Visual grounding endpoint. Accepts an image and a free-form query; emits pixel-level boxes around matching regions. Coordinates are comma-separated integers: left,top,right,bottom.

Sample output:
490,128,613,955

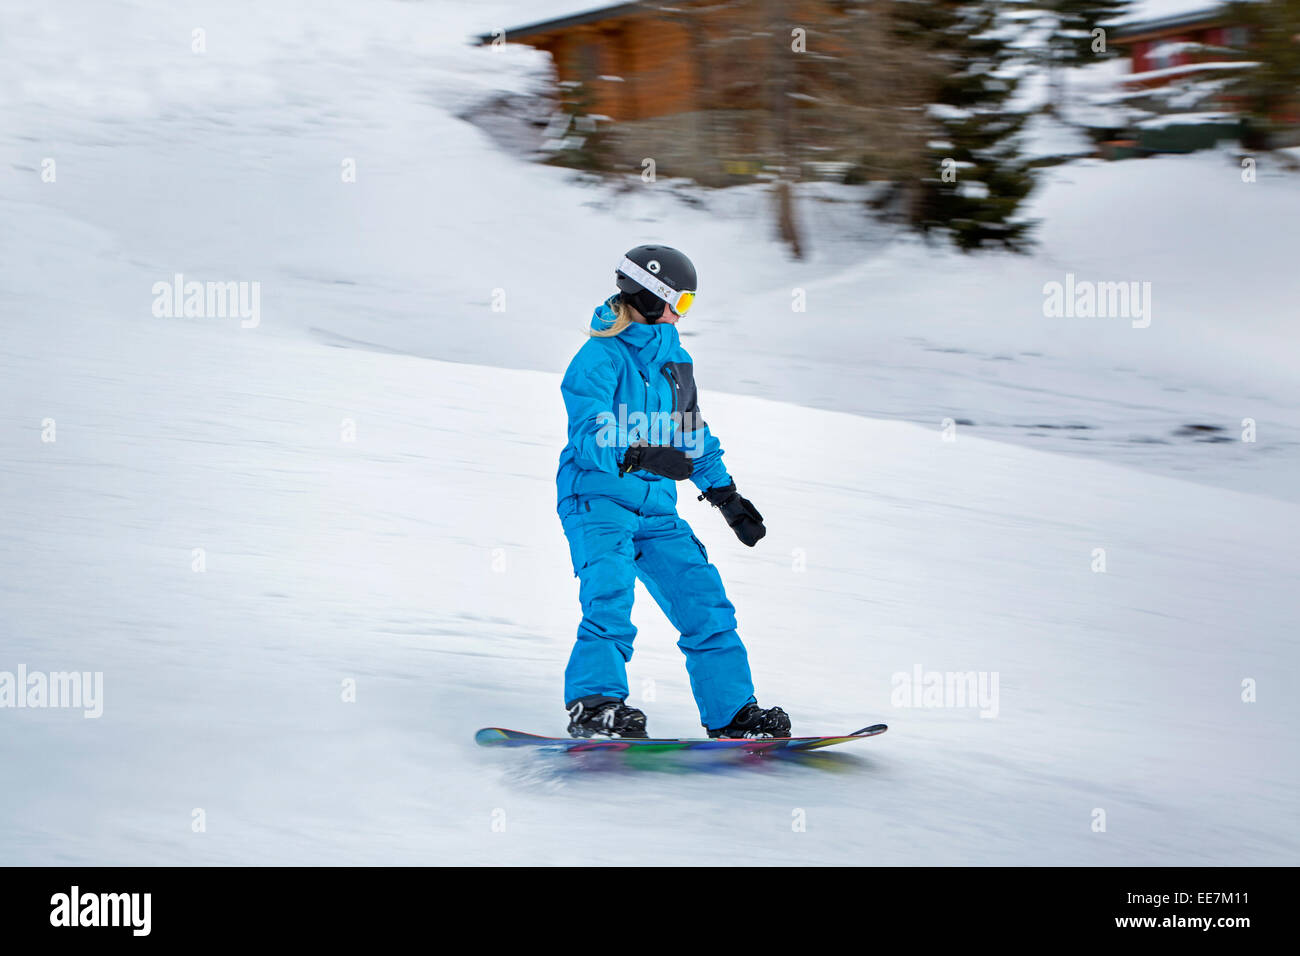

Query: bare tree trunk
766,0,805,258
775,179,804,258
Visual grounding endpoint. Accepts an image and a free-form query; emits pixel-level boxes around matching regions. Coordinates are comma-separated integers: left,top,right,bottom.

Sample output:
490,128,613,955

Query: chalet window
1148,39,1179,70
578,40,599,82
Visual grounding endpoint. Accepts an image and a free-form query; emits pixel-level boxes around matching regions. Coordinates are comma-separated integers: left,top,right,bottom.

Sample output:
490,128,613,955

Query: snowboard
474,723,887,754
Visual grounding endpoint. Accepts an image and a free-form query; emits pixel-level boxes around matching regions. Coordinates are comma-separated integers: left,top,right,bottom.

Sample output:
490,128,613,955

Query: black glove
700,482,766,547
620,442,694,481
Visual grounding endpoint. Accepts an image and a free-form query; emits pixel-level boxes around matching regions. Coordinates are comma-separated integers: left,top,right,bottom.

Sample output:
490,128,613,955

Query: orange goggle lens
671,290,696,316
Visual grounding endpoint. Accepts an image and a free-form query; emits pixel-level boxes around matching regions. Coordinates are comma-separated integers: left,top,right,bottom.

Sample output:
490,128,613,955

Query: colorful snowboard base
474,724,887,755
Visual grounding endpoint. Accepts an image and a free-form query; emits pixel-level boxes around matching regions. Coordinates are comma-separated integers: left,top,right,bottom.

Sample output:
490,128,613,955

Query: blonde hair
589,295,634,337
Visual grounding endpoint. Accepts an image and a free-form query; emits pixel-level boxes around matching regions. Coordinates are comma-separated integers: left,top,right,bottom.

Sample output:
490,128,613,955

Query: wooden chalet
475,1,866,182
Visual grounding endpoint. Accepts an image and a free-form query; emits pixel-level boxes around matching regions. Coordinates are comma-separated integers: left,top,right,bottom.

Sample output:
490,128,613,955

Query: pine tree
1222,0,1300,147
1007,0,1130,113
1056,0,1131,63
890,0,1038,251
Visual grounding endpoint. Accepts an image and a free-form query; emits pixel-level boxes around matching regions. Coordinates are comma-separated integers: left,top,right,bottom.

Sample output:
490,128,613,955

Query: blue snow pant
560,495,755,731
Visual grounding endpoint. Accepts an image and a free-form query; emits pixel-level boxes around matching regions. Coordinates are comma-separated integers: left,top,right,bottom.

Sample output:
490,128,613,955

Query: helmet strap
623,288,665,324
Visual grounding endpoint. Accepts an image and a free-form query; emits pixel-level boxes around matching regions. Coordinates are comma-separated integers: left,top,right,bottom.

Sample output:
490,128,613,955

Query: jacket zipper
637,369,652,424
623,367,653,495
633,369,652,450
662,365,679,417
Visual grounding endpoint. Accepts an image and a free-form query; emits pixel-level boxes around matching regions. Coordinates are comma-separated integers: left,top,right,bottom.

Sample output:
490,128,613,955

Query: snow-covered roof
476,2,643,44
1122,0,1222,20
1123,59,1258,83
1109,0,1226,33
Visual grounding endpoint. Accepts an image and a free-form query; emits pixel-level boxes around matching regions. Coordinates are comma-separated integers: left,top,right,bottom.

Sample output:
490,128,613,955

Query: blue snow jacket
556,297,731,517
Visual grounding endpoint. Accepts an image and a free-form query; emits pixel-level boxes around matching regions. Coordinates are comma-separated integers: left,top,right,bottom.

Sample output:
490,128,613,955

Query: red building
1111,2,1252,89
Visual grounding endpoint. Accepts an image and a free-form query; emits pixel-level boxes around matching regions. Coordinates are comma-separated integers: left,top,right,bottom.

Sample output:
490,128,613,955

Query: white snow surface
1,0,1297,865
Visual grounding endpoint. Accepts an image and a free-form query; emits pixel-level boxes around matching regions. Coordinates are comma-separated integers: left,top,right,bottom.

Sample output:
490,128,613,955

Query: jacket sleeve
678,350,732,493
688,421,731,494
561,344,625,474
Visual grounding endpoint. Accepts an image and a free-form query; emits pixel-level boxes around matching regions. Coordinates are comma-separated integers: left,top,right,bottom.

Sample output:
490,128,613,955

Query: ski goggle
617,256,696,317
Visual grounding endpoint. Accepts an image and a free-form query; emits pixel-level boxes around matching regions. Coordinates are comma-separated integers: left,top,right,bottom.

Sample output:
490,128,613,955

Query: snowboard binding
566,698,649,738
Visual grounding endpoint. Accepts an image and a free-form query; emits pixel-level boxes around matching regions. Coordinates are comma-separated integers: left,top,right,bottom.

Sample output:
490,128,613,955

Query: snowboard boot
566,698,649,739
707,702,791,739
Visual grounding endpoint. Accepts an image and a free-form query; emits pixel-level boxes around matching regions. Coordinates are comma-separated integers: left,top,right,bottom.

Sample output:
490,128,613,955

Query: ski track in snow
1,0,1297,865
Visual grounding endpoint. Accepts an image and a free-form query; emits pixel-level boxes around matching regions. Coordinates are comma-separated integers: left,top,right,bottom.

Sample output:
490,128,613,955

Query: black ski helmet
615,244,697,322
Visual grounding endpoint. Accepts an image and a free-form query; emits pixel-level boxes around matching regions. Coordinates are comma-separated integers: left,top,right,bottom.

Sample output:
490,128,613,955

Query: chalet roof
474,2,649,45
1109,1,1229,39
478,1,1240,46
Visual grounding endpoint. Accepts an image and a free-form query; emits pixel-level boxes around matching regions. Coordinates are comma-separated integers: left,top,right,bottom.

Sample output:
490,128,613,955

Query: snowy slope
1,0,1297,865
1,301,1297,865
3,0,1298,504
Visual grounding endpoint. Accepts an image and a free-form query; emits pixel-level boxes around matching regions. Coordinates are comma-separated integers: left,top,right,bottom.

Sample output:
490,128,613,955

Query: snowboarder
555,244,791,740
